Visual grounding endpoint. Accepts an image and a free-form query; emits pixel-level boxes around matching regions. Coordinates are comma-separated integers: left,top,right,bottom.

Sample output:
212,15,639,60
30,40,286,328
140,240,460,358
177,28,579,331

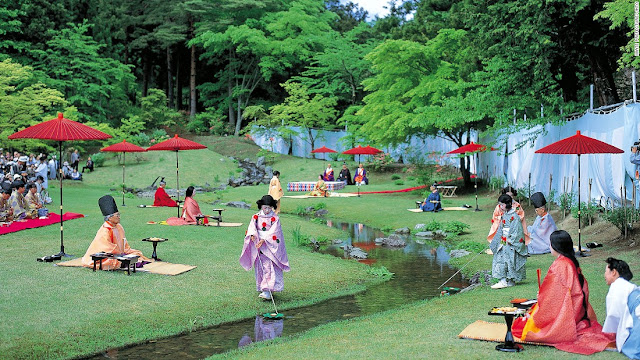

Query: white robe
526,212,557,255
603,277,639,351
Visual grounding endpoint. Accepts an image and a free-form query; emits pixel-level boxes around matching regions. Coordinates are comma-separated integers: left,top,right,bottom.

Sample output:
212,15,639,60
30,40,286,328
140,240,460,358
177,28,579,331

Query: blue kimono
527,212,557,254
420,191,442,212
622,288,640,359
490,209,527,282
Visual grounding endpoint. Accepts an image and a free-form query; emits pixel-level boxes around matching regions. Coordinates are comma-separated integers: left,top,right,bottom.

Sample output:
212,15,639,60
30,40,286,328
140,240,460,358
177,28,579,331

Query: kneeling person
81,195,149,270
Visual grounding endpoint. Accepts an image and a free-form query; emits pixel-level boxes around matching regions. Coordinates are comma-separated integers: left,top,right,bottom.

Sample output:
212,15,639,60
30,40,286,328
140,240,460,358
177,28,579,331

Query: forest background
1,0,639,185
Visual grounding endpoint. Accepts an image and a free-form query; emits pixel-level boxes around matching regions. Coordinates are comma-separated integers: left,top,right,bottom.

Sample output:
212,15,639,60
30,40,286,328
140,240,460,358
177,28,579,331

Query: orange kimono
512,256,614,355
487,201,530,244
166,197,202,225
81,221,148,270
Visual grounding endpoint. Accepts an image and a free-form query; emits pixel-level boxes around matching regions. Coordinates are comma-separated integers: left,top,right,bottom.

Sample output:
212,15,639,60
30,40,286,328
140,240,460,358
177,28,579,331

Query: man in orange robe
512,230,614,355
153,178,177,207
81,195,148,270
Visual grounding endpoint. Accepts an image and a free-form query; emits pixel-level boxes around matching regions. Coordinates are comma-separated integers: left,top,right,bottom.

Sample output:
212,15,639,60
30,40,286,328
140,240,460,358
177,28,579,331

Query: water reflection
85,221,464,359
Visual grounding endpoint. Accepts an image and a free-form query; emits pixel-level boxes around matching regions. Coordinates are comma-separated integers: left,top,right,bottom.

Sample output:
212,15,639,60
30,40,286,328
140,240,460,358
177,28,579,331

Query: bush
291,225,311,246
443,221,470,235
91,152,106,167
150,129,169,144
571,201,599,226
366,266,394,279
489,176,504,190
603,207,634,235
130,132,151,147
425,220,442,231
559,191,576,214
256,148,279,164
380,225,394,233
313,202,326,210
294,205,310,216
455,240,486,253
391,174,401,180
394,180,404,185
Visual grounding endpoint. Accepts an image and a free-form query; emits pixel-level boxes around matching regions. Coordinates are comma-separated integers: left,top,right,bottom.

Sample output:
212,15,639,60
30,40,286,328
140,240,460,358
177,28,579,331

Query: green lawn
2,137,635,359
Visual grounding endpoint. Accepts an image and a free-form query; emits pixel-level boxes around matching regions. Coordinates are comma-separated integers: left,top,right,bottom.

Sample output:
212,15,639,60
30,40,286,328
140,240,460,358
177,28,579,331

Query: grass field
2,136,637,359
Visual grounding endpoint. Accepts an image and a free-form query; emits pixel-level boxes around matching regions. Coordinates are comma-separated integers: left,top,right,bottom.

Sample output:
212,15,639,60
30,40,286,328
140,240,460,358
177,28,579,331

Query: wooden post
588,179,592,226
549,174,553,210
563,177,567,219
622,186,627,239
528,173,532,206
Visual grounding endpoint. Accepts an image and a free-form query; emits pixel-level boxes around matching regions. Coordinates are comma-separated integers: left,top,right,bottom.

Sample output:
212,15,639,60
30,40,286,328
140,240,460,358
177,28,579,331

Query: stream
84,221,465,359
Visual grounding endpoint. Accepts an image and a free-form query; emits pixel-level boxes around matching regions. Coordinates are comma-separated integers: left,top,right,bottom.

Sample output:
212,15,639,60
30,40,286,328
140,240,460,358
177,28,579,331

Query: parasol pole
176,150,180,217
56,141,71,257
577,154,588,257
474,152,481,211
122,152,126,206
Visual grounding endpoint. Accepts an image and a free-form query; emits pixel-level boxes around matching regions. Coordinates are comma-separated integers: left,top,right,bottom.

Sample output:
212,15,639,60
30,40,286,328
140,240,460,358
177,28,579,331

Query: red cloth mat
0,212,84,236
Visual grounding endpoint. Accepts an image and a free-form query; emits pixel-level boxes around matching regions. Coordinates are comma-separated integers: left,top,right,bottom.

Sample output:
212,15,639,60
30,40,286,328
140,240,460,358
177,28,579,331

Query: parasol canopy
8,112,112,258
343,145,381,162
535,130,623,256
361,145,382,155
147,134,207,215
101,140,147,206
311,146,337,154
446,141,495,155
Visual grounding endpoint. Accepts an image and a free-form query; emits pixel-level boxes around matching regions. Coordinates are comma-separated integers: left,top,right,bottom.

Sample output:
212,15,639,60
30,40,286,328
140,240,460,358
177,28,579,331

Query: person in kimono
353,163,368,185
337,164,353,185
309,175,328,197
166,186,204,225
527,192,557,254
153,178,177,207
420,184,442,212
268,171,283,214
512,230,614,355
603,257,638,353
490,194,528,289
488,186,529,244
621,288,640,359
322,163,334,181
240,195,290,300
81,195,149,270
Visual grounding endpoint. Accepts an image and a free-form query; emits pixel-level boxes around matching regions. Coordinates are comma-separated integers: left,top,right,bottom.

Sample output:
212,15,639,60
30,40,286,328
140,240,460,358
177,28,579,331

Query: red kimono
154,187,177,207
166,197,202,225
512,256,614,355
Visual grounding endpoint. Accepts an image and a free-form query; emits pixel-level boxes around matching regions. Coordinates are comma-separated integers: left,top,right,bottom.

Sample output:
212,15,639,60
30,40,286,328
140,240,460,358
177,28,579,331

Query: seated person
24,183,43,216
62,161,72,179
153,178,178,207
70,168,82,180
309,175,328,197
0,188,13,222
167,186,205,225
603,258,638,353
9,180,33,220
82,157,94,173
337,164,353,185
622,288,640,359
353,163,368,185
420,184,442,212
81,195,149,270
512,230,614,355
322,163,334,181
490,194,527,289
527,192,557,254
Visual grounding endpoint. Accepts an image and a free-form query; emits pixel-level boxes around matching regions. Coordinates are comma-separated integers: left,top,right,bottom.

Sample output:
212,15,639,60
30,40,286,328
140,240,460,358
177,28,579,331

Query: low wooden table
90,253,109,271
487,307,527,352
209,209,224,226
142,237,168,261
439,186,458,197
115,255,139,275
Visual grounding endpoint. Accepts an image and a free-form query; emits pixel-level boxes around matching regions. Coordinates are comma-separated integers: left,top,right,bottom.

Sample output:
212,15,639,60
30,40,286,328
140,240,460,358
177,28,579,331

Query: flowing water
85,221,465,359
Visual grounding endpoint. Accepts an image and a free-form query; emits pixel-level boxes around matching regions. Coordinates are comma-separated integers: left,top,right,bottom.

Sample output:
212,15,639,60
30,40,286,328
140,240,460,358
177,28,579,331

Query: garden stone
449,249,470,259
415,239,425,245
332,239,343,244
381,234,406,247
374,237,385,244
414,224,426,230
315,209,329,217
349,247,368,259
224,201,251,209
394,227,410,234
415,231,434,238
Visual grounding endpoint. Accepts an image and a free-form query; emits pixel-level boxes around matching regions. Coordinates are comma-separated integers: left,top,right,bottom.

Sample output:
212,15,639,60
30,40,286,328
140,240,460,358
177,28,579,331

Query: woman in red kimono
166,186,204,225
153,178,177,207
512,230,614,355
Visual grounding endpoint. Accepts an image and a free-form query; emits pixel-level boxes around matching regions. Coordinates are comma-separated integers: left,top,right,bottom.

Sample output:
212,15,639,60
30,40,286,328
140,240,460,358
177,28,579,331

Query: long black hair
550,230,590,324
606,257,634,281
185,186,195,198
498,194,513,210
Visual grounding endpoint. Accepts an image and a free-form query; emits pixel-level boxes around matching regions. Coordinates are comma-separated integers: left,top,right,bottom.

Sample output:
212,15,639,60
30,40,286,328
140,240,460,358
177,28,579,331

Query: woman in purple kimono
240,195,290,300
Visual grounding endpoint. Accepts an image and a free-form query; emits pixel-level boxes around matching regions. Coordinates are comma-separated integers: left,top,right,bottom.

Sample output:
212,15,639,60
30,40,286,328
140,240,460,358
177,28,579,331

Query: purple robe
240,211,290,292
323,168,334,181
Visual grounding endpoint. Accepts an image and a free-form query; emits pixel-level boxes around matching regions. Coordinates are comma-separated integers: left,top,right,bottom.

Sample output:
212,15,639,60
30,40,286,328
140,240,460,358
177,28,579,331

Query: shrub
150,129,169,143
310,217,325,225
571,201,599,226
489,176,504,191
559,191,576,216
394,180,404,185
294,205,310,216
425,220,442,232
313,202,326,210
455,240,486,253
603,207,634,235
256,148,279,164
130,132,151,147
291,225,311,246
91,152,106,167
443,221,470,235
366,266,394,279
391,174,401,180
380,225,394,233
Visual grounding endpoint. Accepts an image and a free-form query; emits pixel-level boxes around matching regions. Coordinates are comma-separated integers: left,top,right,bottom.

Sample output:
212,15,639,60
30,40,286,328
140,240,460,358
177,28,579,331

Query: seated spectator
603,257,638,353
353,163,368,185
622,288,640,359
24,183,43,216
337,164,353,185
0,188,13,222
62,161,72,179
420,184,442,212
309,175,329,197
9,180,32,220
322,163,334,181
70,168,82,181
153,178,177,207
82,156,94,173
527,192,557,255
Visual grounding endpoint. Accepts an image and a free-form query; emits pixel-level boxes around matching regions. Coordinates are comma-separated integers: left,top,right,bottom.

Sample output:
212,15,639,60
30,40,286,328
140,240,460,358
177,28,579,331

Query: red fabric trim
0,212,84,236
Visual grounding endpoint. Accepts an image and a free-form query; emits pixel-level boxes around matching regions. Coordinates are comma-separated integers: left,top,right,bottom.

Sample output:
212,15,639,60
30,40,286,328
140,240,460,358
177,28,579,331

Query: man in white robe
527,192,557,254
603,257,638,352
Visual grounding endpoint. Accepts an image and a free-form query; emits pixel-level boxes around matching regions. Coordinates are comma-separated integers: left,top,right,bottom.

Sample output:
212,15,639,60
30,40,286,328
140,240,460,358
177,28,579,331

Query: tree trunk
167,47,174,109
176,57,181,110
189,43,196,121
234,96,242,136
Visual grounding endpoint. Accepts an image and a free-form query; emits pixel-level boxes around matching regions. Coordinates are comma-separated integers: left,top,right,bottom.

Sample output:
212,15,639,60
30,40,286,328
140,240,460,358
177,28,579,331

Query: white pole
633,70,637,102
540,103,544,118
513,108,516,125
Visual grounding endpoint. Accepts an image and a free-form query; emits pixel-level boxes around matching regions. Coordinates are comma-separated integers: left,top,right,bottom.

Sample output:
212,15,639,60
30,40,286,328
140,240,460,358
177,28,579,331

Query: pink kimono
166,197,202,225
239,211,290,292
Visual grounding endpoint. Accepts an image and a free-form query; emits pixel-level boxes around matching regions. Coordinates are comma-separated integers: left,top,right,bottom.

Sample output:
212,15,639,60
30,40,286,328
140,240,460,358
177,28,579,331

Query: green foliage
394,180,404,185
603,207,636,235
294,205,310,216
455,240,486,254
380,225,394,233
140,89,180,129
391,174,401,180
571,201,600,227
313,202,327,210
256,148,279,164
291,225,311,246
130,133,151,147
443,221,470,235
310,217,326,225
90,153,106,167
425,220,442,232
489,176,504,190
559,191,576,213
366,265,394,279
119,116,145,137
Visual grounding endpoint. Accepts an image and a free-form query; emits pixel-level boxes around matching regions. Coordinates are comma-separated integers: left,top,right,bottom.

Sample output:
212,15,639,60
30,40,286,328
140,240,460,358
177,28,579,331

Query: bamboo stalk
528,172,531,206
622,186,627,239
549,174,553,211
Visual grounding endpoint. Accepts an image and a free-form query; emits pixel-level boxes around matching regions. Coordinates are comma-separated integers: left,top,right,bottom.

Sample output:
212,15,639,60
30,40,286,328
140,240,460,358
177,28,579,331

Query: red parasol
101,140,146,206
536,130,623,256
361,145,382,155
8,112,112,257
446,141,497,211
311,146,337,160
343,145,381,162
147,134,207,216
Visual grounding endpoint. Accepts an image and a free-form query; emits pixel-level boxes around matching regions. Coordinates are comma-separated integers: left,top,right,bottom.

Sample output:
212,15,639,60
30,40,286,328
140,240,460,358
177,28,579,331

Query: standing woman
240,195,290,300
268,170,283,214
512,230,614,355
487,186,529,243
490,194,527,289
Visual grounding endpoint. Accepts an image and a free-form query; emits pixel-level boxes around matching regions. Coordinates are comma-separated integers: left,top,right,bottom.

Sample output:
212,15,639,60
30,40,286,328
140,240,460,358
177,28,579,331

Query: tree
269,81,337,154
0,58,66,152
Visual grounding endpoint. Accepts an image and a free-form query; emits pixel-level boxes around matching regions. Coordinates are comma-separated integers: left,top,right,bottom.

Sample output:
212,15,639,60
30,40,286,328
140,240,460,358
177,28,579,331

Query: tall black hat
256,194,277,209
531,192,547,208
98,195,118,216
